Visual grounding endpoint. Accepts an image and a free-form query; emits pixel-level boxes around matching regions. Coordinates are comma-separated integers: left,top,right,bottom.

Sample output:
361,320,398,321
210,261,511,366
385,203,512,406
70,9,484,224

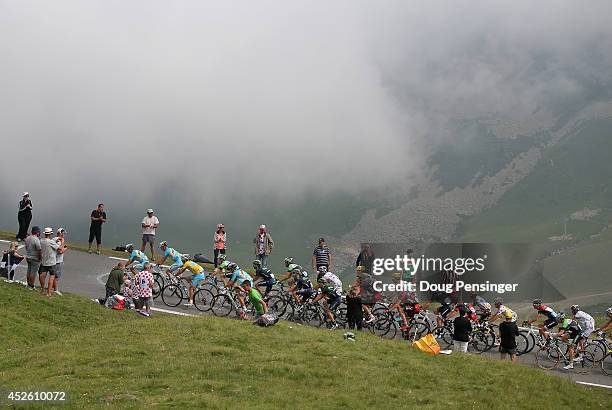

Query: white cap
57,227,67,234
23,192,29,196
147,208,154,213
260,224,266,229
44,227,53,235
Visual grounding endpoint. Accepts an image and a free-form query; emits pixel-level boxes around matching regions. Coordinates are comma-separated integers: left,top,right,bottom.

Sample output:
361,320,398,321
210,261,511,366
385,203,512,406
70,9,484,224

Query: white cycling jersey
321,272,342,295
574,311,595,331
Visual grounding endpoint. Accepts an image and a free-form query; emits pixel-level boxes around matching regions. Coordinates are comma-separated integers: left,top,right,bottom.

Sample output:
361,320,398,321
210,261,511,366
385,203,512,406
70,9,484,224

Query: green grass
0,284,610,409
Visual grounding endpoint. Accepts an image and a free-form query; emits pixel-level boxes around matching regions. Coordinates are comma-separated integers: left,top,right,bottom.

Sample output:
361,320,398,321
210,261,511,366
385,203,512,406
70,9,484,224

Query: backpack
254,313,279,327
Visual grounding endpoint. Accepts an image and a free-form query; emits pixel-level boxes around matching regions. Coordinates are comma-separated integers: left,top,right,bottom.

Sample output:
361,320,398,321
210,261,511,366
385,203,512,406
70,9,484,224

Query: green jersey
248,288,265,314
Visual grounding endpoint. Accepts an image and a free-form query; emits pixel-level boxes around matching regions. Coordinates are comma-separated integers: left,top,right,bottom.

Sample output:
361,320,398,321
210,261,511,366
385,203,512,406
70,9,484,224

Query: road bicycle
210,286,254,318
535,336,594,370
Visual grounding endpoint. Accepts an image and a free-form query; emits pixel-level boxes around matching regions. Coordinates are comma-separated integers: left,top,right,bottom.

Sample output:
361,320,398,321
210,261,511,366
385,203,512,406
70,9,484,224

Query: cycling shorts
327,294,341,311
580,327,594,339
168,262,182,273
132,263,145,272
191,274,206,287
437,305,452,318
296,288,315,299
544,317,558,329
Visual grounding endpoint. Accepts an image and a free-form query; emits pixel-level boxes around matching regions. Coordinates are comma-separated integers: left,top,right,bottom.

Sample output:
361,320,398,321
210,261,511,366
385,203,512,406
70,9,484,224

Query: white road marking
576,381,612,389
150,307,197,317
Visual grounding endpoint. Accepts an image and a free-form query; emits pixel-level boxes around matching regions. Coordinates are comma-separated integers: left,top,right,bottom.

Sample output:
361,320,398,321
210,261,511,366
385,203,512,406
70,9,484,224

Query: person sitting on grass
243,280,267,319
175,256,207,307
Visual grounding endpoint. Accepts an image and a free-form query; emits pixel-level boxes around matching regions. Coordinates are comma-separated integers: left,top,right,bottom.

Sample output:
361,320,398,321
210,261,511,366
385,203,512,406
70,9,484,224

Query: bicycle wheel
161,284,183,307
407,320,430,342
602,350,612,376
535,345,560,370
521,330,537,354
516,333,530,356
193,288,215,313
211,294,233,317
469,331,490,354
432,326,453,349
303,304,324,327
373,317,397,339
583,340,606,364
335,306,348,328
268,296,288,318
152,276,163,299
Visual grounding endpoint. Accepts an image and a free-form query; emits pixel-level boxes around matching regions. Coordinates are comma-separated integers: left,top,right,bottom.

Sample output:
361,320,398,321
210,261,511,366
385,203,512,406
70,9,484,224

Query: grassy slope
0,284,610,409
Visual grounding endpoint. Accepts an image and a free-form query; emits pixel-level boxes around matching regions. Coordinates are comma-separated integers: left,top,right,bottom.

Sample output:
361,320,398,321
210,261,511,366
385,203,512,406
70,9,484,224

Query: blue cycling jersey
129,250,149,263
163,247,182,264
230,269,254,285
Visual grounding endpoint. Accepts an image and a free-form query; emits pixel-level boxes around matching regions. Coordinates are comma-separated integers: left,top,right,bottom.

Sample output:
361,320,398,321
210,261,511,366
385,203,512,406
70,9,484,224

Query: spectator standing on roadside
88,203,107,254
17,192,33,241
253,225,274,267
346,284,363,330
214,224,226,267
52,228,68,295
135,262,154,315
312,237,332,273
355,244,375,274
25,226,42,289
40,227,59,296
141,209,159,258
499,311,520,363
453,306,472,353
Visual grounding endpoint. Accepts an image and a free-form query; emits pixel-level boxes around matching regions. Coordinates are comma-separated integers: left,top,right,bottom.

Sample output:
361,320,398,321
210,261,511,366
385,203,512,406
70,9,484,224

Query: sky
1,1,611,261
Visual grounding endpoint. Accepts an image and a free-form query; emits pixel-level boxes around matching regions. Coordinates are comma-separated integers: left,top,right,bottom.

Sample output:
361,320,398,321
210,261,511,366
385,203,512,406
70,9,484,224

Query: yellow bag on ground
412,333,440,355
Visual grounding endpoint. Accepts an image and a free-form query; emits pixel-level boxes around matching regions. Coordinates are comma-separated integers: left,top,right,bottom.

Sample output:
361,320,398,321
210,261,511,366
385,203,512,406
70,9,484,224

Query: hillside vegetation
0,283,610,409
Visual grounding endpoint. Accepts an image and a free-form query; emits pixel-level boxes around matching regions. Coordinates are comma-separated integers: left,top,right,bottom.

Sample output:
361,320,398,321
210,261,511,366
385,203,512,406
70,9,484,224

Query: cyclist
252,259,276,297
124,243,149,275
435,295,455,329
222,262,254,317
157,241,184,277
389,272,410,329
527,299,559,339
470,293,492,322
553,313,582,370
571,305,595,360
243,280,267,318
490,297,516,323
174,256,207,307
595,307,612,333
279,257,302,283
287,266,315,306
313,270,343,329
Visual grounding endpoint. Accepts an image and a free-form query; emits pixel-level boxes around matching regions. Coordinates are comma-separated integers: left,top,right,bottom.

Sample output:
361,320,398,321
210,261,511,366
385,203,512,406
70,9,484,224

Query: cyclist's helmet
252,260,262,268
392,272,402,281
159,241,168,249
227,262,238,272
284,257,294,268
218,253,227,262
494,297,503,307
125,243,134,252
557,311,565,320
318,266,328,274
607,307,612,318
570,305,580,314
317,276,326,284
532,299,542,307
291,267,302,277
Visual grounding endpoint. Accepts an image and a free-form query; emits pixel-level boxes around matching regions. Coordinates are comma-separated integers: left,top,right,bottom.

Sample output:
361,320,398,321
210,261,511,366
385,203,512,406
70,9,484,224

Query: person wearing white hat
141,209,159,258
39,227,59,296
52,228,68,295
253,224,274,267
16,192,33,241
